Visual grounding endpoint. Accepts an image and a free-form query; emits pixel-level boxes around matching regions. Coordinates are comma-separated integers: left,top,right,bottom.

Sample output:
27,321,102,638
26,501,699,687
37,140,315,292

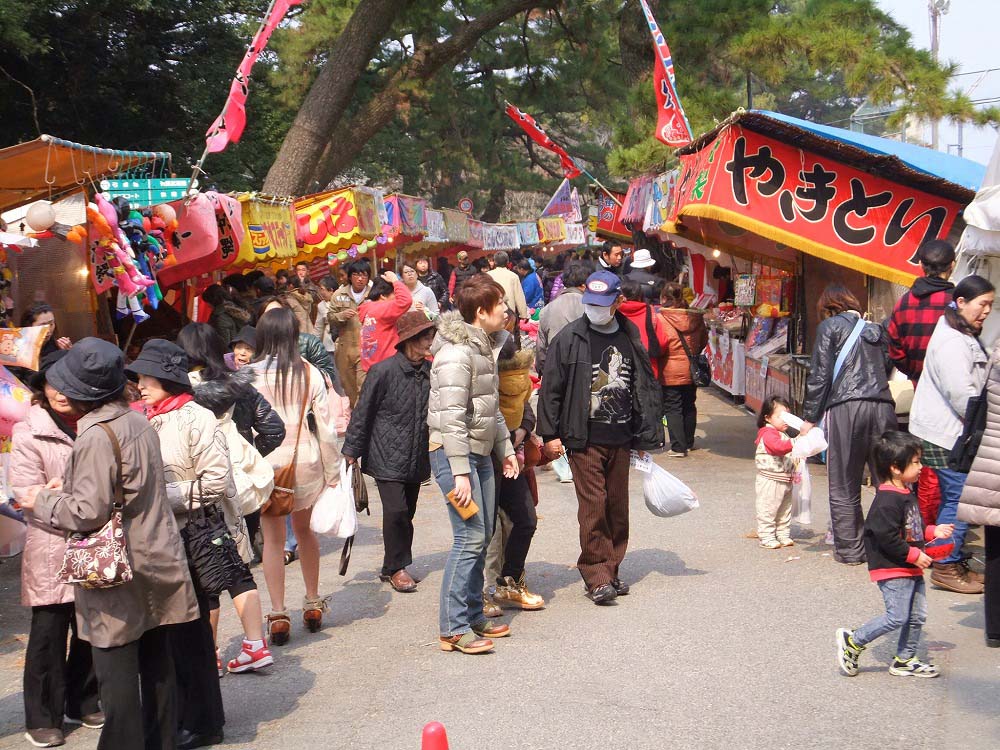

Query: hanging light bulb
712,249,721,258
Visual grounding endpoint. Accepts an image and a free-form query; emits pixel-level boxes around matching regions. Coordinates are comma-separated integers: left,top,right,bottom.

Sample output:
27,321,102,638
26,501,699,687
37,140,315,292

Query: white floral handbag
57,423,133,589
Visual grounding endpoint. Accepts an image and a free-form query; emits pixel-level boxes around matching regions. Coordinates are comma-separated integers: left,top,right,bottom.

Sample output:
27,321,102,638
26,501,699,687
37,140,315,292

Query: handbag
666,320,710,387
351,459,370,515
180,476,246,597
262,367,311,517
949,354,992,473
57,423,134,590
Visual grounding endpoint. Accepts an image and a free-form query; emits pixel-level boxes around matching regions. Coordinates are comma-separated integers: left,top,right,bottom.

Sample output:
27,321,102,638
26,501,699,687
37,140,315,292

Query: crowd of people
6,237,1000,748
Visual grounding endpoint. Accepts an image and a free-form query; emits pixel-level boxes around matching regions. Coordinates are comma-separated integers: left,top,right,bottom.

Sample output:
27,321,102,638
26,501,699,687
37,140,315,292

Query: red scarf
144,393,194,419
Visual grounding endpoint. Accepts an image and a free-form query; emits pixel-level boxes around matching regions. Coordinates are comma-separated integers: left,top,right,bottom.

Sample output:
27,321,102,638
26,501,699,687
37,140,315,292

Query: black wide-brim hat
45,338,127,402
231,325,256,350
28,349,70,391
124,339,191,388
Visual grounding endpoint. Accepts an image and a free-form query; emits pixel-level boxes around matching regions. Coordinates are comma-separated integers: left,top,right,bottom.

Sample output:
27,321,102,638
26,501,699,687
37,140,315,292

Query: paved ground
1,390,998,750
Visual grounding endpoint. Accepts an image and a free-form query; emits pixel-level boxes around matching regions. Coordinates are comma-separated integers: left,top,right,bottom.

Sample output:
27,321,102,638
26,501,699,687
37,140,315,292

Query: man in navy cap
537,271,664,604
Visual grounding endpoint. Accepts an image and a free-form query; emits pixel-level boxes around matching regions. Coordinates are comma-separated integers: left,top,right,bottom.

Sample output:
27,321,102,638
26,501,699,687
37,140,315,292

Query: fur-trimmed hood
218,301,251,325
432,310,509,354
191,367,256,414
498,348,534,372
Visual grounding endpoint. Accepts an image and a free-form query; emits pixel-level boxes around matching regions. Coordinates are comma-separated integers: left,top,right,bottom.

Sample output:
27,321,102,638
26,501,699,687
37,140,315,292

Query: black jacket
419,270,448,310
537,313,664,452
802,312,893,423
191,367,286,456
341,351,431,483
624,269,662,303
863,485,947,578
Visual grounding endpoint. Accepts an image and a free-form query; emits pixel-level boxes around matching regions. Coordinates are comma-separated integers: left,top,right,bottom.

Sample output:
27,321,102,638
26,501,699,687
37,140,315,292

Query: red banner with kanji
667,126,964,286
638,0,692,147
505,103,581,179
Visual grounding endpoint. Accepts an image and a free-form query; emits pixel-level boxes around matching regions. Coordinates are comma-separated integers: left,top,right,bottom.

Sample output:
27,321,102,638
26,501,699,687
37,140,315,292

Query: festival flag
638,0,692,147
505,103,582,179
541,178,582,222
205,0,303,154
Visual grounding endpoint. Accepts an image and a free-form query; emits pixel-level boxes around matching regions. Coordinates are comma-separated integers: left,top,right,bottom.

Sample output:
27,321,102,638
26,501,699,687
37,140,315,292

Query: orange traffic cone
421,721,449,750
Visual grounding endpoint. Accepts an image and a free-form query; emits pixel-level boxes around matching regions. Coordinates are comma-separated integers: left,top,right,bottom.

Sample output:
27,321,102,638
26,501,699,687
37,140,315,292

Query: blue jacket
521,272,544,309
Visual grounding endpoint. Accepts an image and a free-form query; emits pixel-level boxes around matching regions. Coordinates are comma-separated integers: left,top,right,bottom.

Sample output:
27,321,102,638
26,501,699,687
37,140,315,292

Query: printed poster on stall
295,188,368,256
237,195,297,264
668,126,966,286
483,223,520,252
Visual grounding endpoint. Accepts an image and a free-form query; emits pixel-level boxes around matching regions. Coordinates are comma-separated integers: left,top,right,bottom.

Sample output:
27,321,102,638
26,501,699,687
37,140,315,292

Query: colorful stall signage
353,188,382,237
442,209,470,243
295,188,367,257
426,209,447,242
467,220,484,249
668,126,966,286
382,194,400,237
595,190,631,241
644,170,677,233
622,176,654,228
236,195,297,264
538,217,567,243
483,223,520,252
517,221,540,246
563,222,586,246
541,179,582,223
398,195,428,235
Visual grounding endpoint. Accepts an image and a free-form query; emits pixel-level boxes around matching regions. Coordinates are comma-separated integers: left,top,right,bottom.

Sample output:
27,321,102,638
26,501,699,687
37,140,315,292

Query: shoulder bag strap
289,366,311,465
665,319,696,361
644,306,662,359
96,422,125,511
831,315,867,384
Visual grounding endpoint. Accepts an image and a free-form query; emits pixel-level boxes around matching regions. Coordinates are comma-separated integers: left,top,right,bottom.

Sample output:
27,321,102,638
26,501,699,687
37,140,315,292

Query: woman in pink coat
9,352,102,748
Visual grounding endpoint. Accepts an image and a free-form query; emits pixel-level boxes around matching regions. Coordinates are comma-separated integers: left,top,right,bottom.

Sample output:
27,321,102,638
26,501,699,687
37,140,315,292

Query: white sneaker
759,539,781,549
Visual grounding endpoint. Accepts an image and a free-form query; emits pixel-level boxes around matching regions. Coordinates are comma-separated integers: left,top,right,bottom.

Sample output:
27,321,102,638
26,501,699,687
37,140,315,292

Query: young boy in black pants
836,431,954,678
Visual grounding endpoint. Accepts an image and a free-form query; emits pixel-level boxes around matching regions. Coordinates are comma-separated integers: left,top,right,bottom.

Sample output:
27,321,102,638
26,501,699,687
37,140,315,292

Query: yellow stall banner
236,195,298,265
295,188,377,257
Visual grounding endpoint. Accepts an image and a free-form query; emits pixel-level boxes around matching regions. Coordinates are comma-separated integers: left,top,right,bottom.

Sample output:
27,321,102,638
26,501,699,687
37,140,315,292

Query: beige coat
428,311,514,476
33,402,198,648
250,360,342,509
10,405,75,607
149,400,252,562
327,282,372,356
487,267,528,320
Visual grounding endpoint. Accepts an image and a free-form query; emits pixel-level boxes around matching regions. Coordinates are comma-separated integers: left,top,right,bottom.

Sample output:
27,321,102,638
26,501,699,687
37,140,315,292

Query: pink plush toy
95,193,154,290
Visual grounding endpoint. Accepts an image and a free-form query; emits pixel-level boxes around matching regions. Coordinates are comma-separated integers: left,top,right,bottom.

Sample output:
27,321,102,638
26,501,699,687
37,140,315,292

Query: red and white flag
638,0,692,147
505,103,581,179
205,0,302,154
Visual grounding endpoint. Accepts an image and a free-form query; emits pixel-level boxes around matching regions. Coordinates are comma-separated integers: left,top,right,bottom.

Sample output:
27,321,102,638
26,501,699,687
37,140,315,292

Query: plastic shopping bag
791,428,828,460
791,461,811,525
551,452,572,483
310,462,358,539
642,463,699,518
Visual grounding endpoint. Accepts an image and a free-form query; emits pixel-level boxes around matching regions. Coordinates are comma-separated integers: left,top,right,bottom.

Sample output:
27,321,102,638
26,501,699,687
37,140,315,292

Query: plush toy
83,199,154,322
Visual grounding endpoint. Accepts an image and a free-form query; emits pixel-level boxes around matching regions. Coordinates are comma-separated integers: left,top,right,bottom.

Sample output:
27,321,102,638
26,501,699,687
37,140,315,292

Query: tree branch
0,64,42,136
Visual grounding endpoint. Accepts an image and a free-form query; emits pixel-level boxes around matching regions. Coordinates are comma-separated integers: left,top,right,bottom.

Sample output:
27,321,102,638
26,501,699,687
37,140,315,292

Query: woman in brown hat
342,310,436,593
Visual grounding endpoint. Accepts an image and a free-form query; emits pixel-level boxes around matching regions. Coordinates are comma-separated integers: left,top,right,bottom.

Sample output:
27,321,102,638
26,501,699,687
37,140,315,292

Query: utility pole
929,0,950,150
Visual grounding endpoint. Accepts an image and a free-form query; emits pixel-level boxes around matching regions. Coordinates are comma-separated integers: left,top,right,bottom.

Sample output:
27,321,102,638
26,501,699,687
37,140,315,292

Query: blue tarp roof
758,110,986,192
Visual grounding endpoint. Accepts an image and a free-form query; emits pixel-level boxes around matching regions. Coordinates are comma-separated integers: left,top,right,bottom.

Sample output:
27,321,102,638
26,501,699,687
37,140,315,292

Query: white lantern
25,201,56,232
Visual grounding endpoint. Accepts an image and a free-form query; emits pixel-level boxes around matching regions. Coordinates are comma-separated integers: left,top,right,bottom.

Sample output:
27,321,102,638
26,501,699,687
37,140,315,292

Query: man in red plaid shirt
887,240,956,383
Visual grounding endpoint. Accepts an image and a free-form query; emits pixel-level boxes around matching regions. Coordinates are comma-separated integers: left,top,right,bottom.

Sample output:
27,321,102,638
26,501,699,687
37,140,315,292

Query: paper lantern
25,202,56,232
357,243,368,254
152,203,177,225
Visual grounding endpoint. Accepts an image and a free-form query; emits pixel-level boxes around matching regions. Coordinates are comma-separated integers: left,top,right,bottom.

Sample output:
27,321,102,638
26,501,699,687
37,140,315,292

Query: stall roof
679,110,984,203
0,135,170,213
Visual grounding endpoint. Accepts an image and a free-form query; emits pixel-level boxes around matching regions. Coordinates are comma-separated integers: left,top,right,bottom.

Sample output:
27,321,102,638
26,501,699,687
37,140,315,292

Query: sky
876,0,999,167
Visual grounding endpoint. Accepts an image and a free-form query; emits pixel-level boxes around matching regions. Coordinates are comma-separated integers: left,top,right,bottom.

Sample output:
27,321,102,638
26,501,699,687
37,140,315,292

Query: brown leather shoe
959,560,985,584
266,611,291,646
380,569,417,593
472,620,510,638
24,728,64,747
439,632,494,654
931,562,984,594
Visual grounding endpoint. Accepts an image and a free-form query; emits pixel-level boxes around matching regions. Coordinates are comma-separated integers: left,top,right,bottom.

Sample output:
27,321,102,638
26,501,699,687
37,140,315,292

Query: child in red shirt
754,396,797,549
359,271,412,371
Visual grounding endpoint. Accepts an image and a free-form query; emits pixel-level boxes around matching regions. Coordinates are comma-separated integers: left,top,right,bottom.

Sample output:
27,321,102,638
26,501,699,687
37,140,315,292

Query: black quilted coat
342,351,431,483
191,367,286,456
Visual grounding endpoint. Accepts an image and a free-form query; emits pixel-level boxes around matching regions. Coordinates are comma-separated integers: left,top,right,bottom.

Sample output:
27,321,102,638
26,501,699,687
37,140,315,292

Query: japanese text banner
668,126,964,286
294,188,366,257
236,196,297,264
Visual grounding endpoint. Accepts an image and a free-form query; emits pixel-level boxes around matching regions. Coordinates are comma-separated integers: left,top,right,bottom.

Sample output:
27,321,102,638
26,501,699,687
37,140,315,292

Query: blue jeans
934,467,969,563
430,449,496,636
852,576,927,660
285,515,297,553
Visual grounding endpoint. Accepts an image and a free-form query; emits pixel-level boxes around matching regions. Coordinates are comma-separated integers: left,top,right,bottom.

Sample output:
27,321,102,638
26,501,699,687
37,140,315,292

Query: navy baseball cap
582,271,622,306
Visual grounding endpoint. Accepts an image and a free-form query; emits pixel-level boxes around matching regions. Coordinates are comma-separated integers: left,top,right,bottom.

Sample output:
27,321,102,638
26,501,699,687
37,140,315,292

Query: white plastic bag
791,428,828,459
310,462,357,538
642,463,699,518
791,461,811,525
551,453,573,483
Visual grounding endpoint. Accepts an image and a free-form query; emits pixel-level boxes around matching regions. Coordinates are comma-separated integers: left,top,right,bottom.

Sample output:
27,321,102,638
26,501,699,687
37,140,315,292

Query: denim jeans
852,576,927,660
430,449,497,636
933,467,969,564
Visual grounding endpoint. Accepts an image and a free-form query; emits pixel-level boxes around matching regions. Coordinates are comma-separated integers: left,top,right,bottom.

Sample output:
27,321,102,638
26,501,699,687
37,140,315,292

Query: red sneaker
227,640,274,674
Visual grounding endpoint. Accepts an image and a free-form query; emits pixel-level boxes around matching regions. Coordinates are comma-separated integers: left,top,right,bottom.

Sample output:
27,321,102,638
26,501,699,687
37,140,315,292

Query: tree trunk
263,0,408,196
308,0,555,188
479,182,506,223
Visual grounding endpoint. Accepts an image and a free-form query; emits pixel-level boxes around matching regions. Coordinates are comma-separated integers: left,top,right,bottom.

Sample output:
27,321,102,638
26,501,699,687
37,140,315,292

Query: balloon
337,251,348,261
25,202,56,232
347,247,358,258
152,203,177,225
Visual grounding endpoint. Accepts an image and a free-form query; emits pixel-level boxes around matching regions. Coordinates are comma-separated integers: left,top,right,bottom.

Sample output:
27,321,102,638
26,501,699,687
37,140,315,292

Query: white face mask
584,304,615,326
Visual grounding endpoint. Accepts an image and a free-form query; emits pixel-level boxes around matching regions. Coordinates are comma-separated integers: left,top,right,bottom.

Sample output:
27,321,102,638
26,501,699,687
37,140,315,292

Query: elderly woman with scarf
127,340,269,750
